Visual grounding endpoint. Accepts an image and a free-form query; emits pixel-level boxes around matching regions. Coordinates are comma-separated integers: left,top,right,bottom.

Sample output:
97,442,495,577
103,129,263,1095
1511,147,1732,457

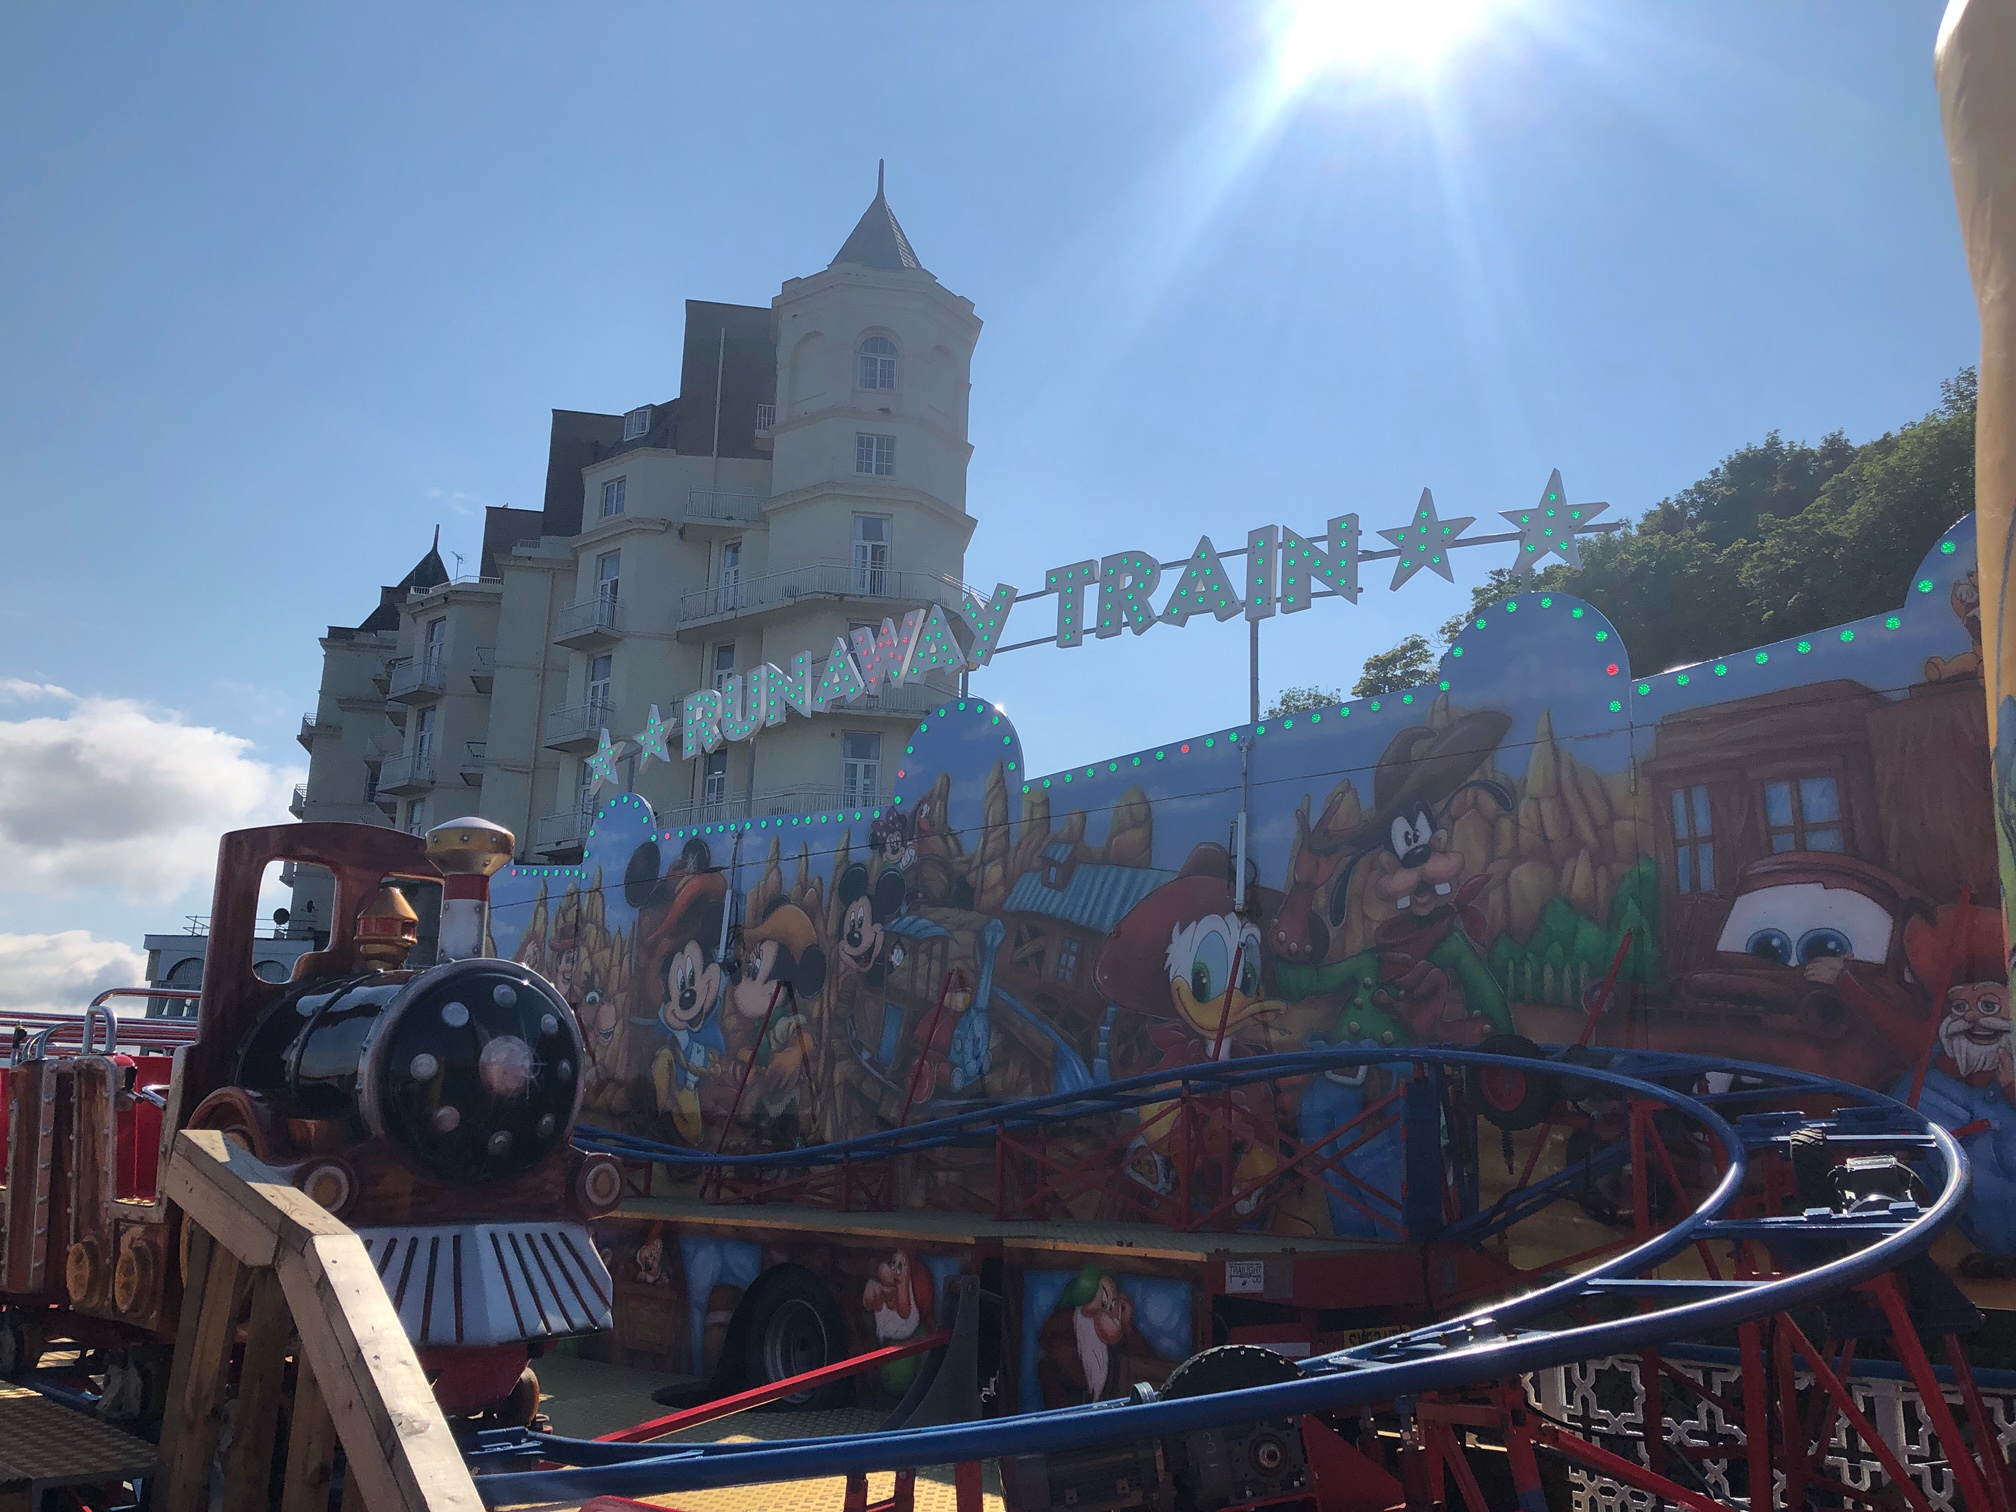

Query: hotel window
842,732,882,806
1670,785,1713,895
423,617,445,677
719,540,743,611
857,336,897,391
601,476,626,518
702,749,728,806
413,705,436,762
855,433,896,477
712,643,736,691
405,798,428,836
587,653,612,714
1764,775,1844,853
595,550,620,603
622,406,651,440
852,515,891,595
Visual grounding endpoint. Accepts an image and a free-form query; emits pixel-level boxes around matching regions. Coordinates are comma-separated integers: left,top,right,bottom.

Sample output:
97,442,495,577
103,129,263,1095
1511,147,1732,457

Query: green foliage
1489,857,1662,1008
1264,684,1344,719
1353,634,1434,697
1436,372,1976,672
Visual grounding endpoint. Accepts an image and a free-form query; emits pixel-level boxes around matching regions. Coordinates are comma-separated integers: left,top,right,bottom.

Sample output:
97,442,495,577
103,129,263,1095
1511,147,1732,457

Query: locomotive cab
2,818,619,1423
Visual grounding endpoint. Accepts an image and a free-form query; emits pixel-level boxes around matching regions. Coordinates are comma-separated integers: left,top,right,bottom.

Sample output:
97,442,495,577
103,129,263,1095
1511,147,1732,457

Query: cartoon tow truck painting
1665,852,1933,1091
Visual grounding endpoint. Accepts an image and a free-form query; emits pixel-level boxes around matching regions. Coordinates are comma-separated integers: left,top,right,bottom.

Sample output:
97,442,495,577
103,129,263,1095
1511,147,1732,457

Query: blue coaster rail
484,1049,1968,1506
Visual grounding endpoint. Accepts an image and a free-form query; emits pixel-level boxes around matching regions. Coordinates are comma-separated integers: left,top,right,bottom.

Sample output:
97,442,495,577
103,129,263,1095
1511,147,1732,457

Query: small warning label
1225,1260,1266,1295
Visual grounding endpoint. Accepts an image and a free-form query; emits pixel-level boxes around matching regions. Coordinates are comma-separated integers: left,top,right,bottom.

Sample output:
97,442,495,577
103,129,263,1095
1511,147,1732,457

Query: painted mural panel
493,515,2010,1264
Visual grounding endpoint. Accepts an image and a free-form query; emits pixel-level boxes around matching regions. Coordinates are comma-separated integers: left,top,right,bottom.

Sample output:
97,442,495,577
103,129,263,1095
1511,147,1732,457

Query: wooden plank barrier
156,1129,482,1512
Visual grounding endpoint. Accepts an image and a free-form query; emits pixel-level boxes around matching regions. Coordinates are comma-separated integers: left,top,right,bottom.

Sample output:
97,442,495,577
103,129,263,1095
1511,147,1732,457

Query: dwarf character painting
1034,1265,1173,1408
861,1250,935,1393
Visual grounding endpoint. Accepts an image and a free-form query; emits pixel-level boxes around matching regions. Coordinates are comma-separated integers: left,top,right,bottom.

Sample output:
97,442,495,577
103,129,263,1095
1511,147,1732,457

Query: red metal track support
896,969,968,1131
1870,1275,1999,1512
596,1328,952,1444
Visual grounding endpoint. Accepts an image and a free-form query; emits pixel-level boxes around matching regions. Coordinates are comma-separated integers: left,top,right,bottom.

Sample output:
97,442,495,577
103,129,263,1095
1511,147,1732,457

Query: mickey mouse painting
836,862,909,987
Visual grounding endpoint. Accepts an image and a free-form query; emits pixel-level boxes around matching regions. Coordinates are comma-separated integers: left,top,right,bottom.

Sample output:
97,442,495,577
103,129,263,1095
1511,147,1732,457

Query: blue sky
0,2,1976,1000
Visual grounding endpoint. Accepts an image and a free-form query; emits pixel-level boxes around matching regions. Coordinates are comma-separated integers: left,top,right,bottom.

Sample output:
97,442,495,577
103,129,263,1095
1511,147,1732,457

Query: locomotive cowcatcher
0,817,621,1424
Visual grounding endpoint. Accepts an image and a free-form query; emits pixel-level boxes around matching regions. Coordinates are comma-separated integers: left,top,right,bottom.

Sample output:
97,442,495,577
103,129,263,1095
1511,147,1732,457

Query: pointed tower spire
830,162,927,274
432,523,441,550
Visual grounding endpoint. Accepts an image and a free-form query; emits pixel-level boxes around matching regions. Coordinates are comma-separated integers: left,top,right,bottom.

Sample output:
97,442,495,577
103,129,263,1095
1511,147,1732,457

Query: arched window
856,335,897,391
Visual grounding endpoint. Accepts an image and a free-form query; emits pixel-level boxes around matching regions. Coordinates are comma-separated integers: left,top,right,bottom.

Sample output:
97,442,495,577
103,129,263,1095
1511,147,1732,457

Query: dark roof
479,506,545,579
542,409,625,538
831,168,927,274
1002,864,1174,936
345,533,449,635
677,302,777,462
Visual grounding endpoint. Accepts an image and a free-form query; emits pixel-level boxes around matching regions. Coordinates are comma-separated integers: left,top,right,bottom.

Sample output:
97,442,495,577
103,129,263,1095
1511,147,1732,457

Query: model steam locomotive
0,817,620,1423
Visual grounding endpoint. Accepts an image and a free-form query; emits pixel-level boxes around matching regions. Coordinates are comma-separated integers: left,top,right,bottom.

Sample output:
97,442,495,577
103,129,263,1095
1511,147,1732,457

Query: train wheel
474,1368,543,1430
0,1312,44,1378
735,1266,852,1410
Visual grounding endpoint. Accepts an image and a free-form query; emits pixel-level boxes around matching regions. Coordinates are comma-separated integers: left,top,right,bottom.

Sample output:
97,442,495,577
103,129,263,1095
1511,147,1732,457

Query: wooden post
160,1226,250,1512
282,1362,340,1512
222,1269,294,1512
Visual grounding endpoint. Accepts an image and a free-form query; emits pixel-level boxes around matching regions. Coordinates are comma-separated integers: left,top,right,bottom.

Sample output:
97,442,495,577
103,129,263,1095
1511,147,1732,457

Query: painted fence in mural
490,514,2008,1269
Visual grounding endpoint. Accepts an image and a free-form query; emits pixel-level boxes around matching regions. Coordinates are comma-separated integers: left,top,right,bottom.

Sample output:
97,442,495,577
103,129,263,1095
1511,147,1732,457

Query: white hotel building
292,179,982,899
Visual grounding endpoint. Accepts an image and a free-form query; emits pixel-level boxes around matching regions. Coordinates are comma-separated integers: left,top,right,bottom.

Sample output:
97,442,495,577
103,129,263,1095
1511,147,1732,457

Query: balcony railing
676,560,967,628
387,655,446,701
545,701,617,750
655,785,891,833
556,594,623,644
684,488,763,525
297,713,335,749
459,741,486,785
535,807,593,851
379,752,436,795
471,646,495,692
754,404,776,431
289,783,308,818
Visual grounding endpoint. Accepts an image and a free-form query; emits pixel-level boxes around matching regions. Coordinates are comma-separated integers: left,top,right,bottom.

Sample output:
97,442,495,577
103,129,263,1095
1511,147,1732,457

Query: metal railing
459,741,486,783
546,701,617,748
677,560,967,626
471,646,495,689
387,655,446,699
535,807,593,849
655,785,889,832
804,659,954,715
379,752,436,793
289,783,308,817
754,403,776,431
557,593,623,640
298,712,333,742
685,488,763,524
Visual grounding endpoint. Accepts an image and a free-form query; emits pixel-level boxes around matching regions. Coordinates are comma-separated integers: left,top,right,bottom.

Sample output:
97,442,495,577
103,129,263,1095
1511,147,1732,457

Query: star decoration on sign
633,704,673,769
1502,469,1609,576
1379,488,1475,590
584,728,622,792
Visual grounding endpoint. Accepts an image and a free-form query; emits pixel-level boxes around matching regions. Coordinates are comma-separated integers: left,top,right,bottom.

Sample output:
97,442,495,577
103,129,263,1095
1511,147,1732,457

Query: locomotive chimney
426,816,515,962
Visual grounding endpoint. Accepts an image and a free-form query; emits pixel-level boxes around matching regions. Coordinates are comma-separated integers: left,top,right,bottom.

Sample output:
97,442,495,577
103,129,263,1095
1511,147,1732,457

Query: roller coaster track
483,1047,1972,1506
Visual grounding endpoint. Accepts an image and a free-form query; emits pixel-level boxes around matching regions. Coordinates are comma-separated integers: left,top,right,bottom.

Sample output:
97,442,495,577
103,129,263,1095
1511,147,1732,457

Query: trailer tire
734,1266,853,1410
1468,1034,1558,1132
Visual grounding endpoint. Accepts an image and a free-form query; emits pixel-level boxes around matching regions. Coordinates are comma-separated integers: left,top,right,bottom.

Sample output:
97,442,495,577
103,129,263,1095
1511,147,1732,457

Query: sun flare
1273,0,1510,91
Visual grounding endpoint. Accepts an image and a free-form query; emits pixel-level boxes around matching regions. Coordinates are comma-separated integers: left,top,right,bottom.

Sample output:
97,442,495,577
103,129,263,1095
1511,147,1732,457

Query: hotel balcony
655,785,891,834
289,783,308,818
535,807,591,855
471,647,495,693
387,655,447,704
369,657,393,693
378,752,436,796
556,594,623,649
683,488,764,533
545,701,617,753
297,713,336,750
459,742,486,786
675,560,967,634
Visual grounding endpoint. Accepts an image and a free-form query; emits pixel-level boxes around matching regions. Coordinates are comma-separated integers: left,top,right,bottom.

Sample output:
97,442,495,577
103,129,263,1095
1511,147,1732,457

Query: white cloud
0,678,76,703
0,931,148,1012
0,687,302,903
